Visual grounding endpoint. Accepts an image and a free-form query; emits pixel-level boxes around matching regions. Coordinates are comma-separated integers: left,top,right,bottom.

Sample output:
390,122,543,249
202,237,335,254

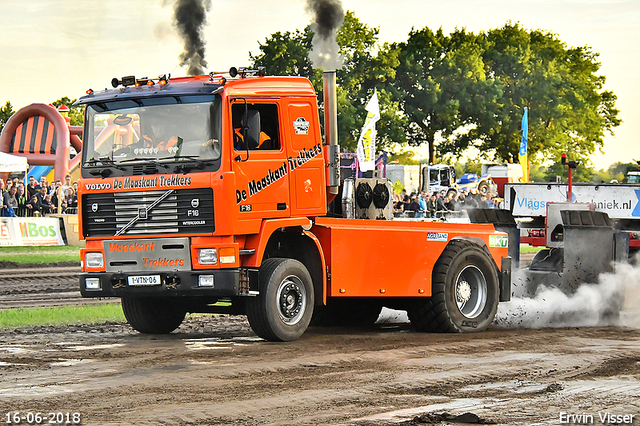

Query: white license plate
128,275,162,286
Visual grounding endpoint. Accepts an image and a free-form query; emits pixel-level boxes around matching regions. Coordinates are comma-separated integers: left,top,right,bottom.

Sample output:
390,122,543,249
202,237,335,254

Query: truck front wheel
246,258,314,342
408,240,499,333
121,297,186,334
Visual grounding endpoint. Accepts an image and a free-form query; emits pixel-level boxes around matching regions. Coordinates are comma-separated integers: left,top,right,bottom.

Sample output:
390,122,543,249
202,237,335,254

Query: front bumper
79,269,250,298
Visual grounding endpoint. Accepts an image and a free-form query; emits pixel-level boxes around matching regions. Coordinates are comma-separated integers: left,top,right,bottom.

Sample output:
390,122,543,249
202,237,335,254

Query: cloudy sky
0,0,637,169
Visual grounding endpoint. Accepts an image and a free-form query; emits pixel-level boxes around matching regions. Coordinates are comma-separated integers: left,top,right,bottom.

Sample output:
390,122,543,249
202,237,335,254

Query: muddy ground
1,315,639,426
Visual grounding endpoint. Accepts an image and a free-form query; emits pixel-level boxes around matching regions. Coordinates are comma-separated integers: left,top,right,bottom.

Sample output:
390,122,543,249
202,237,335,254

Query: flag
356,90,380,172
519,107,529,182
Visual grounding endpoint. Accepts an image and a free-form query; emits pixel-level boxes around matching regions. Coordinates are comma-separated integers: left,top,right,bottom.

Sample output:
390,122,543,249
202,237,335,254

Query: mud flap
500,256,512,302
561,210,615,292
467,209,520,267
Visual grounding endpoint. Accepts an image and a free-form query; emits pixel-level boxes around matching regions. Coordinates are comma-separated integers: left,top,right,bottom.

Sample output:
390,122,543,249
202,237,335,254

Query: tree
0,101,15,135
391,27,501,164
475,23,620,165
388,150,420,165
53,97,83,126
250,11,404,152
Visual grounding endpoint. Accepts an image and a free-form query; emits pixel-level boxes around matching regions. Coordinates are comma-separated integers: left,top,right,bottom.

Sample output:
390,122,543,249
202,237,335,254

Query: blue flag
518,107,529,182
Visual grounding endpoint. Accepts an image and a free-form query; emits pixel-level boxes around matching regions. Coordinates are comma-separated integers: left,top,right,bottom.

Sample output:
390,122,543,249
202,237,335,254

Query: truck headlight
85,252,104,268
198,248,217,265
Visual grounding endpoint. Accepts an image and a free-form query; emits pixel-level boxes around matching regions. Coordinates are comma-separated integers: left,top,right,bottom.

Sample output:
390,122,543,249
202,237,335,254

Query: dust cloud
495,253,640,329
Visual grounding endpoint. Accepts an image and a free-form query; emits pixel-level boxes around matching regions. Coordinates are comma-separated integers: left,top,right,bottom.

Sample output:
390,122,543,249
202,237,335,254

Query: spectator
61,174,72,195
49,181,59,197
417,192,427,218
36,186,48,205
27,176,40,199
458,192,467,209
448,192,460,211
393,191,403,214
16,185,28,217
64,187,78,212
406,196,420,217
2,185,18,217
26,194,40,217
40,194,55,216
465,188,480,209
401,189,410,212
51,181,64,211
39,176,48,192
436,191,449,213
426,193,438,218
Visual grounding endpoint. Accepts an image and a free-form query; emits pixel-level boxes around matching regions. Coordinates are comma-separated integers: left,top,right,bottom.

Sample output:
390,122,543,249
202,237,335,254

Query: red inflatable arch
0,103,72,182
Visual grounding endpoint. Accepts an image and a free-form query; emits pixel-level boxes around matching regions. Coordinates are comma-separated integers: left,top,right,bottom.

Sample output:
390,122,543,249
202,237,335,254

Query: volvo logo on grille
138,207,147,219
91,203,98,212
191,198,200,208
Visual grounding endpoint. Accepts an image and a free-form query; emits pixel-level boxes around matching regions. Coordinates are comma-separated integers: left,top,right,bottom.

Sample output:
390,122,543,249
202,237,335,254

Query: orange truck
77,68,511,341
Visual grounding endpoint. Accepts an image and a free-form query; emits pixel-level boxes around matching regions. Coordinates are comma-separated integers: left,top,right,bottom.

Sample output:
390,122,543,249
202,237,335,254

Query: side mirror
244,110,261,150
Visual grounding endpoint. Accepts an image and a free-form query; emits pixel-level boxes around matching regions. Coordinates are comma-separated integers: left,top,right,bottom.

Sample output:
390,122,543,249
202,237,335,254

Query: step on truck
77,68,511,341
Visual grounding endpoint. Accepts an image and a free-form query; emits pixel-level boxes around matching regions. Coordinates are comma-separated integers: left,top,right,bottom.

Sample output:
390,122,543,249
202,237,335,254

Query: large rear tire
246,258,314,342
408,240,499,333
121,297,186,334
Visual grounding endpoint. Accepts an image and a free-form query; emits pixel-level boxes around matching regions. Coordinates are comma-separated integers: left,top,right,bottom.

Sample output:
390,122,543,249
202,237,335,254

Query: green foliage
0,304,124,329
0,100,15,134
392,28,501,163
53,96,84,126
475,23,620,166
528,164,546,182
388,150,420,165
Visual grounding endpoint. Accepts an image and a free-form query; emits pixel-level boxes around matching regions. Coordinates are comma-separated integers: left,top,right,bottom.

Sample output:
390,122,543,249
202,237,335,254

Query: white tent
0,151,28,173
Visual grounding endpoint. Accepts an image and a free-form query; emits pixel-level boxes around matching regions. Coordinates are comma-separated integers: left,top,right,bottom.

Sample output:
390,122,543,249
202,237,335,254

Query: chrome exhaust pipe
323,71,340,194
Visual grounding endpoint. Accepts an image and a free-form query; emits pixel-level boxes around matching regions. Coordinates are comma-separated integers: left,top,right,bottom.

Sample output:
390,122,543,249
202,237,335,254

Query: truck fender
243,218,327,305
243,217,314,267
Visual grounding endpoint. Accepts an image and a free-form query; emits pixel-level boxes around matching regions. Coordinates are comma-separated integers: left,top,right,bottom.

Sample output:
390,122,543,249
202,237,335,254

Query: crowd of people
1,174,78,218
393,187,501,218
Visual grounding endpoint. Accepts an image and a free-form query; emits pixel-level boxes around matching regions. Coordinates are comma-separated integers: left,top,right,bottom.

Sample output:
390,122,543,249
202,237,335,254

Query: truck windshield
82,95,221,170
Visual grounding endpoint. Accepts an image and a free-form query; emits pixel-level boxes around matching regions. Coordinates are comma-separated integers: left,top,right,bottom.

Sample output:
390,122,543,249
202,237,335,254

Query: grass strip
0,304,125,329
0,246,81,263
520,244,544,253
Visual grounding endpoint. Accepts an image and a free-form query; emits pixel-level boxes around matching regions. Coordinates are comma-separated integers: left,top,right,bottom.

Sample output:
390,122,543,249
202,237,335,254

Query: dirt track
1,315,639,426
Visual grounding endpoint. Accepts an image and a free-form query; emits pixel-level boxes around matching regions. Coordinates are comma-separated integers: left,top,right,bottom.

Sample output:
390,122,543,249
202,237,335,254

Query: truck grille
82,188,214,237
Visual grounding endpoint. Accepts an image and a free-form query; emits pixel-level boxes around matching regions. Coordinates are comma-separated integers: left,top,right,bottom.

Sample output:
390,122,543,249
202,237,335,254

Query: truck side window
232,103,280,151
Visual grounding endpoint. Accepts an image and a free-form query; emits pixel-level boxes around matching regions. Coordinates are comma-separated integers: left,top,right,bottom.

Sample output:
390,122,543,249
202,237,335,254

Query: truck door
285,101,326,216
231,101,290,219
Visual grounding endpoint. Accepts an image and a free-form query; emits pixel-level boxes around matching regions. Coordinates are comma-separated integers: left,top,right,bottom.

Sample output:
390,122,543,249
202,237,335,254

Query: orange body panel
77,75,509,305
313,217,508,298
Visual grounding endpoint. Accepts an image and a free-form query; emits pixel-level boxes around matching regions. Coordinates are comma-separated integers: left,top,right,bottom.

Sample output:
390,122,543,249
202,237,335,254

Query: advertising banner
0,217,64,246
505,183,640,219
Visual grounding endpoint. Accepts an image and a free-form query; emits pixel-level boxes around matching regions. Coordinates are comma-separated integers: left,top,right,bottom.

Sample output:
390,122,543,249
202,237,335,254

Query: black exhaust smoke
306,0,344,70
174,0,211,76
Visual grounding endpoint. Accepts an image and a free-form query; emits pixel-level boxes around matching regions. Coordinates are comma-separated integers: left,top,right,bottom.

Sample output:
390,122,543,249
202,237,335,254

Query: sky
0,0,638,170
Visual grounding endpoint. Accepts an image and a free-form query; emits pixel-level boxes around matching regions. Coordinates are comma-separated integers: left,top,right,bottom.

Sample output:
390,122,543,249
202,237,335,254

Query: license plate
128,275,162,286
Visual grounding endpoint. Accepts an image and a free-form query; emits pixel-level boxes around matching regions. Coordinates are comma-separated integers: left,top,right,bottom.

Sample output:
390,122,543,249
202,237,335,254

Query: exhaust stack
323,71,340,194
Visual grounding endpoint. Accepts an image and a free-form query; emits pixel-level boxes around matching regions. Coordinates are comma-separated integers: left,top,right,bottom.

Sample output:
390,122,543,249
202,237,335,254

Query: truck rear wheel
408,240,499,333
246,258,314,342
121,297,186,334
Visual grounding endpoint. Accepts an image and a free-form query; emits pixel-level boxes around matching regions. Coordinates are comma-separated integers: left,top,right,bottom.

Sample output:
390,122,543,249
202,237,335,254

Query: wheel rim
277,275,307,325
454,265,487,319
